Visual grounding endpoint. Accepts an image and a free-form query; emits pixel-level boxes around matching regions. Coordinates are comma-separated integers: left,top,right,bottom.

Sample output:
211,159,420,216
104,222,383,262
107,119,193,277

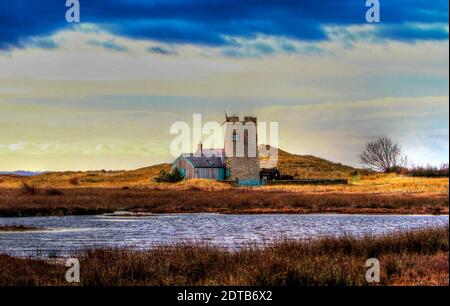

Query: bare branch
360,137,407,172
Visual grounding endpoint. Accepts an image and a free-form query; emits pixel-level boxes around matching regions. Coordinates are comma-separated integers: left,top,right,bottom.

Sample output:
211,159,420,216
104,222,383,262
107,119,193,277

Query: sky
0,0,448,171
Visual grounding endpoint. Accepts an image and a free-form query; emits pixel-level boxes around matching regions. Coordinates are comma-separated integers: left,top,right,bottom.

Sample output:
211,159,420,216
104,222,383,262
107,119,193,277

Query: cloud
255,96,449,166
1,0,448,50
146,45,178,55
375,23,449,42
0,142,61,152
25,37,59,49
86,39,128,52
222,41,276,58
8,142,26,151
221,36,328,58
36,143,59,151
325,23,449,46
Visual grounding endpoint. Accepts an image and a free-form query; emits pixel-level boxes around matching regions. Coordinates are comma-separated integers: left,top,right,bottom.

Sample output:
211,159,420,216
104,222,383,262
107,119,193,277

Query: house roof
179,154,225,168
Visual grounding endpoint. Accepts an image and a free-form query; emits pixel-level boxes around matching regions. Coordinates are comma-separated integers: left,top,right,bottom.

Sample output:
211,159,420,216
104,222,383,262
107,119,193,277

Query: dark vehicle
260,168,281,180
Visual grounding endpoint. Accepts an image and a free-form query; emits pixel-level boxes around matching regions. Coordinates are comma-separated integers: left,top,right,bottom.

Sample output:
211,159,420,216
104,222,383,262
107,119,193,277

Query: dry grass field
0,227,447,286
0,150,447,286
0,150,447,217
0,179,447,217
0,149,362,188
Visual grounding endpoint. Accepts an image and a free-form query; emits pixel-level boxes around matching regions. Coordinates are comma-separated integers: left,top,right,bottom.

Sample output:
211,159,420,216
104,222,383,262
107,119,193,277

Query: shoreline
1,211,448,219
0,225,42,232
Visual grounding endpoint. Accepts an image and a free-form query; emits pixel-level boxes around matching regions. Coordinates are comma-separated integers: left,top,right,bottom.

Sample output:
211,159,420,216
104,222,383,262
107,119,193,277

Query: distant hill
0,171,46,177
0,149,362,187
274,149,361,179
124,150,361,180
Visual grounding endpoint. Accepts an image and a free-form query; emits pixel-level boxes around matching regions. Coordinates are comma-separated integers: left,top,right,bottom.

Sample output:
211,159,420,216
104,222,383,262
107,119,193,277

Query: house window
233,133,240,142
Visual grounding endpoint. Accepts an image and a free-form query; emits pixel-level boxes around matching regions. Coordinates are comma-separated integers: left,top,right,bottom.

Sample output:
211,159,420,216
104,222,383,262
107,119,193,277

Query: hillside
0,149,362,188
275,149,362,179
0,163,171,188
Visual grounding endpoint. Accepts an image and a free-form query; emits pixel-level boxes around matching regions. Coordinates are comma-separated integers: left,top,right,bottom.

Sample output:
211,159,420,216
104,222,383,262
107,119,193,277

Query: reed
0,227,447,286
0,187,447,217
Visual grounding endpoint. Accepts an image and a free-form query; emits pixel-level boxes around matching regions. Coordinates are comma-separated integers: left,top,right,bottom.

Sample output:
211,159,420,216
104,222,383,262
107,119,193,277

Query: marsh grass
0,187,447,217
0,227,447,286
20,182,36,195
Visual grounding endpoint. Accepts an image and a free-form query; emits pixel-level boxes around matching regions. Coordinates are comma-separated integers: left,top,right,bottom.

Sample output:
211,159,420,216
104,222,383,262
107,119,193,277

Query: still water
0,213,448,256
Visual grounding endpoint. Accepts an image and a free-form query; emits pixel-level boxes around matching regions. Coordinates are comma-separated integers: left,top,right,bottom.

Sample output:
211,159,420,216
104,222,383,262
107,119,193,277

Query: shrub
45,189,63,196
69,177,80,186
386,166,409,175
21,182,37,195
156,168,185,183
408,164,449,178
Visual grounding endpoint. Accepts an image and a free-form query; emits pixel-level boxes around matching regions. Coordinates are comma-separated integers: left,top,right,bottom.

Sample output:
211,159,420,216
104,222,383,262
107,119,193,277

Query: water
0,213,448,257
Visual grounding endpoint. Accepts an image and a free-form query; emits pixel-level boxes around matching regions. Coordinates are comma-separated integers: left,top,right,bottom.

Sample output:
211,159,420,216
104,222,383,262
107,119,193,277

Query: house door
180,168,185,179
217,168,225,180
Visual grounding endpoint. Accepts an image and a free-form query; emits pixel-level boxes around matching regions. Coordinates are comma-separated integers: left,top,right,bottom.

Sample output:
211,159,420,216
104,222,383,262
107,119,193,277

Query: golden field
0,168,447,195
0,175,447,217
0,148,366,188
0,149,447,216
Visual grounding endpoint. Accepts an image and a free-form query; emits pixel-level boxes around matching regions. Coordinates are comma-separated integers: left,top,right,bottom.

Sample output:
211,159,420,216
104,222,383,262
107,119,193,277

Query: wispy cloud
221,36,328,58
86,39,128,52
146,45,178,55
7,141,26,151
25,37,59,50
255,96,449,166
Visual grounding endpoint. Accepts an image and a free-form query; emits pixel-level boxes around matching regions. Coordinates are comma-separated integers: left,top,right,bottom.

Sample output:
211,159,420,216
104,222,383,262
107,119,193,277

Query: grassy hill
275,149,362,179
0,163,171,188
0,149,363,188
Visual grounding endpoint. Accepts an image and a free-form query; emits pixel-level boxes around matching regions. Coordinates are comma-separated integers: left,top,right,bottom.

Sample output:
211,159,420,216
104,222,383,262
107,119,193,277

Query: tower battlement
223,115,260,182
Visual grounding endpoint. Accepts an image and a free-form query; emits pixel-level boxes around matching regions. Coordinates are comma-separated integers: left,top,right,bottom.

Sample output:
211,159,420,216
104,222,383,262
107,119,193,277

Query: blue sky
1,0,448,49
0,0,448,170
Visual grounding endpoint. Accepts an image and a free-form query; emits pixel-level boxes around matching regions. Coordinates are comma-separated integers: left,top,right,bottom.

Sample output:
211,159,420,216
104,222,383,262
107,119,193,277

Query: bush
157,168,185,183
408,164,449,178
386,166,409,175
69,177,79,185
21,182,37,195
45,189,63,196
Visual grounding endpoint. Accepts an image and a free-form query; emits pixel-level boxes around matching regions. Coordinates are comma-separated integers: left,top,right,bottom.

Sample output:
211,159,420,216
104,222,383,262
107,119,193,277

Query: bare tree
360,137,407,172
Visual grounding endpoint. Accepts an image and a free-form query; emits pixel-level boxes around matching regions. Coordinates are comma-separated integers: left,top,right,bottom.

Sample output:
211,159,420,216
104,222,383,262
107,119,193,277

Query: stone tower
224,115,260,182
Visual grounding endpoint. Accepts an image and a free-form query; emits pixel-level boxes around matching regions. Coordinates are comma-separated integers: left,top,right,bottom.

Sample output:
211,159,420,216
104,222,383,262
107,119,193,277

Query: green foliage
157,168,185,183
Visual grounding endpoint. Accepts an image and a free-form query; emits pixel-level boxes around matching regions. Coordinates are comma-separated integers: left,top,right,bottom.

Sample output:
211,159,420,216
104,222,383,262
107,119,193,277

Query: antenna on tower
221,111,228,125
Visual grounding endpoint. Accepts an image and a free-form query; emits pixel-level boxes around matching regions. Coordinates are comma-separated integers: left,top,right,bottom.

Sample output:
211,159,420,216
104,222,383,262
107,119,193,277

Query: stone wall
225,157,260,181
223,115,260,181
